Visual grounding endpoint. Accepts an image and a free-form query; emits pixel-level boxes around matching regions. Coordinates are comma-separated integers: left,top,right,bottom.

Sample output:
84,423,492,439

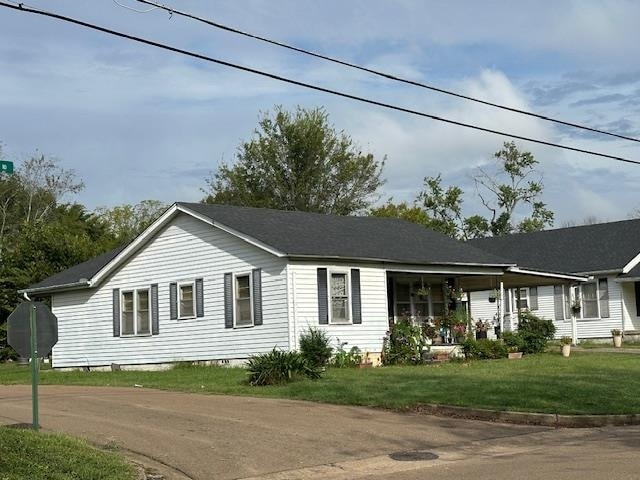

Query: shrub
502,331,526,352
246,348,321,386
382,318,428,365
462,338,508,360
517,311,556,354
331,341,362,368
299,328,333,368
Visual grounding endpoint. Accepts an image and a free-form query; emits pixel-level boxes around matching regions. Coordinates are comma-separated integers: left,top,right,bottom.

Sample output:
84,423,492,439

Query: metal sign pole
29,303,39,430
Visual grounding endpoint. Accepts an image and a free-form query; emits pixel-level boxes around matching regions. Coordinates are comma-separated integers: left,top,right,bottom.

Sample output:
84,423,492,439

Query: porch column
498,281,504,333
569,287,578,345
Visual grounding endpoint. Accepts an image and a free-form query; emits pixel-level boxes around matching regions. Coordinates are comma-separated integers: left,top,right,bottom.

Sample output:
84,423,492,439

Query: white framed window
581,281,599,319
517,288,529,310
178,282,196,319
330,271,350,324
234,273,253,327
121,288,151,336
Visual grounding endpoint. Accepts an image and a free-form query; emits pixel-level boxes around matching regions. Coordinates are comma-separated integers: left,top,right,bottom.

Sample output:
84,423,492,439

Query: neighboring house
22,203,583,369
468,219,640,342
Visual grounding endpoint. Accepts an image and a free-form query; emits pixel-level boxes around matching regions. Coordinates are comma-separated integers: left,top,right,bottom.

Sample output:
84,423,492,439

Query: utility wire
132,0,640,144
2,1,640,166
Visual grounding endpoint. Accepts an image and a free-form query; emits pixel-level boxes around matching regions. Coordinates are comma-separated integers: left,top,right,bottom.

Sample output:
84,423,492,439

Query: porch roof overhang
387,265,588,292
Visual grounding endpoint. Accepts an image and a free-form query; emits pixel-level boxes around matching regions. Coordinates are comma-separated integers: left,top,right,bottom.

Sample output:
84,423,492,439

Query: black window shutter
252,268,263,326
317,268,328,324
112,288,120,337
635,282,640,317
224,273,233,328
169,282,178,320
151,284,159,335
351,269,362,324
195,278,204,317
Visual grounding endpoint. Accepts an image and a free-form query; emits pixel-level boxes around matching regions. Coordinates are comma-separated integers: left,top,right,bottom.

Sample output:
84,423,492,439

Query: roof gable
469,218,640,274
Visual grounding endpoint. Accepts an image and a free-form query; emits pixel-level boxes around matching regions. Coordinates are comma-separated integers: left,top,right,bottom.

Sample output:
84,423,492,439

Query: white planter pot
562,344,571,357
613,335,622,348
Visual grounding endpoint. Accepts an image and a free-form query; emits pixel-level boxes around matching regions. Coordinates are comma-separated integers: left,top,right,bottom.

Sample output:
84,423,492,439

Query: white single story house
468,219,640,342
22,203,584,369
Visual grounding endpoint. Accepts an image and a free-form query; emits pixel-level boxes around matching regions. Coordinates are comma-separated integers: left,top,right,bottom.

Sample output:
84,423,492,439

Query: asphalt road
0,385,638,480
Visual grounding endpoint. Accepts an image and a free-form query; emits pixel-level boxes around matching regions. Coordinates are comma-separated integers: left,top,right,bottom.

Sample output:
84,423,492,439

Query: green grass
1,352,639,415
0,427,137,480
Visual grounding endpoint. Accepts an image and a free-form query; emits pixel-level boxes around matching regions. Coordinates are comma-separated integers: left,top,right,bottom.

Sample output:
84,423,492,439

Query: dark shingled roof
26,245,127,291
468,218,640,274
179,203,511,266
27,203,512,292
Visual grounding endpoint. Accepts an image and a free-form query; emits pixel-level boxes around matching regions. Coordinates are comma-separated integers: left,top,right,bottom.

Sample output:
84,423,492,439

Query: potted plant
359,351,374,368
475,319,489,340
488,288,500,303
611,329,623,348
560,336,572,357
452,323,467,343
421,323,438,345
508,346,523,359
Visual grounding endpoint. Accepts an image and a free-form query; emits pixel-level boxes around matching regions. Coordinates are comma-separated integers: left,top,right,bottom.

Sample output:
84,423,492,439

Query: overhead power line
2,1,640,166
132,0,640,144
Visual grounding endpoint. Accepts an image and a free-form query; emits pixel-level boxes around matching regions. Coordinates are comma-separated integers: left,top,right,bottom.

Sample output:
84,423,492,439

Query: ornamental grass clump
246,348,321,386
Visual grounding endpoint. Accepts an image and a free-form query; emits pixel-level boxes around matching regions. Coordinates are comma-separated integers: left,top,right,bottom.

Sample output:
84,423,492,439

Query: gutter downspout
291,271,298,351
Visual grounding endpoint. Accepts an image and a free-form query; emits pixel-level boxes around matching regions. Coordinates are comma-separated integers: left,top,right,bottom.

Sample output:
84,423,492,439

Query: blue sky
1,0,639,225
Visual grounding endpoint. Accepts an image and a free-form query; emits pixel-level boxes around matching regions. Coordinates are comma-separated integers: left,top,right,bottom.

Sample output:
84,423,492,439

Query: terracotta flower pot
508,352,522,359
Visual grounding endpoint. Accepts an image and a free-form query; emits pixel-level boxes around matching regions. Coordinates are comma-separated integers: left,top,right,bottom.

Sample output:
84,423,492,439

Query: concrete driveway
1,385,638,480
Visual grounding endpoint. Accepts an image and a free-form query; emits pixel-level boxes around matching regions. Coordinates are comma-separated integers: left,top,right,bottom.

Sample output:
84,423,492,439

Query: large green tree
0,151,115,360
0,153,84,259
370,142,553,239
474,141,553,235
202,106,385,215
95,200,167,245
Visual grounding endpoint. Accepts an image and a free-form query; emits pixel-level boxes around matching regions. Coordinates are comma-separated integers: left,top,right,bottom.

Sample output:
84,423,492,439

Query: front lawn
0,427,137,480
1,352,639,415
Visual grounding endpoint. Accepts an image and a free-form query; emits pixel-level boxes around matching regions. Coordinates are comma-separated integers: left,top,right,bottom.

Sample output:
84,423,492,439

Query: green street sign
0,160,14,174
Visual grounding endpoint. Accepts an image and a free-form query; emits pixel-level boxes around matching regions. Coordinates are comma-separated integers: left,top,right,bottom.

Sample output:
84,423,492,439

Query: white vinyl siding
621,282,640,331
50,213,289,368
287,261,388,353
472,277,625,340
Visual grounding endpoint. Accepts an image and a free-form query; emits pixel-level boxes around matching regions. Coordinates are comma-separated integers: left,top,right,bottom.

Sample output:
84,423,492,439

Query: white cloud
1,0,639,224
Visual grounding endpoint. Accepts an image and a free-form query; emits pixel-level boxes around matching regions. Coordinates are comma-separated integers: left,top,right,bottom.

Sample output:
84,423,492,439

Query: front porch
386,266,586,344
